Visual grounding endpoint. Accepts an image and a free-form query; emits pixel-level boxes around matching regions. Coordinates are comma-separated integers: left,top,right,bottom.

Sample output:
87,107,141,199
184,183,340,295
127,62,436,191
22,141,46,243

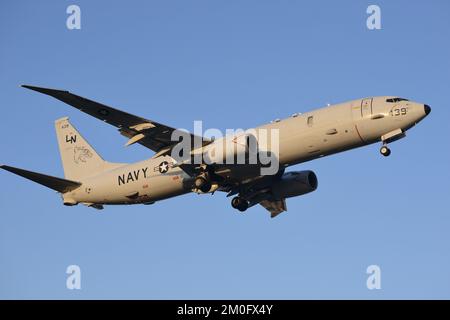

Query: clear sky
0,1,449,299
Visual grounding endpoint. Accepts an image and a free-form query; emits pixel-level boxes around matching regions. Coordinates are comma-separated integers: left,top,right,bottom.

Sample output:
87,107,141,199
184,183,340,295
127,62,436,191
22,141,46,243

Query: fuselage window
307,116,314,127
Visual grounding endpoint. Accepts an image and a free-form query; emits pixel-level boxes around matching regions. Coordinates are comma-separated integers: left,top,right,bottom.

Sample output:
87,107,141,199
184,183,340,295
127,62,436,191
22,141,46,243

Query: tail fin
0,165,81,193
55,117,124,180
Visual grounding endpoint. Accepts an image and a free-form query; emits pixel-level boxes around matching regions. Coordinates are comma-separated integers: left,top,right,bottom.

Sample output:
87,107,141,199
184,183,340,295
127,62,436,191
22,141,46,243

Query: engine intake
271,170,318,199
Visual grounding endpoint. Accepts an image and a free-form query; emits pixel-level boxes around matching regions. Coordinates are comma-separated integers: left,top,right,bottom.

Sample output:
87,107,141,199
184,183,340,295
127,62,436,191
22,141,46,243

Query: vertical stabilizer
55,117,124,180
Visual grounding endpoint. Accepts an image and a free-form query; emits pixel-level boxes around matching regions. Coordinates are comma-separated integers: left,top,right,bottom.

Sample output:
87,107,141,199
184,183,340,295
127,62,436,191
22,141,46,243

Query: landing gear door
361,98,373,119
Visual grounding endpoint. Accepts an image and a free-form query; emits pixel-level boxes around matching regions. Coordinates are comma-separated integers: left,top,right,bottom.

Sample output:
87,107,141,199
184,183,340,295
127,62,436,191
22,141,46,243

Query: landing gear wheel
380,145,391,157
238,200,249,212
194,176,211,193
231,196,248,212
231,197,241,209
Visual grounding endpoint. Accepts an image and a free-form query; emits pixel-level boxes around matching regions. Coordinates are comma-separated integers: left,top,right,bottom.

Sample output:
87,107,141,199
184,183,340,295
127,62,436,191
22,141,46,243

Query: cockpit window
386,97,409,103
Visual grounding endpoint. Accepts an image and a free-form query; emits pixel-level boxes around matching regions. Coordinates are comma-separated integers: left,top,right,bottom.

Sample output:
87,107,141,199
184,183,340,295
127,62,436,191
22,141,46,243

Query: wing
22,85,209,154
259,199,287,218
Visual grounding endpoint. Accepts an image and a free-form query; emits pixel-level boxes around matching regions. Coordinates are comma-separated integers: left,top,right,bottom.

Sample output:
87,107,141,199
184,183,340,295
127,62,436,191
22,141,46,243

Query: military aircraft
0,86,431,217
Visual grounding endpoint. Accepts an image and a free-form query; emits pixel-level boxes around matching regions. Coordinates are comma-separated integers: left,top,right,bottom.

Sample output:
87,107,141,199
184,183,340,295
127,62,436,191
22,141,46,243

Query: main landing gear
380,144,391,157
231,196,249,212
194,175,212,193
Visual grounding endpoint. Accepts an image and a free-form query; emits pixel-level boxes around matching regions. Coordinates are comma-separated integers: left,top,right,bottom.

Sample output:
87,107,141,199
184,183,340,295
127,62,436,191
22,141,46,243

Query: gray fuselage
62,96,429,206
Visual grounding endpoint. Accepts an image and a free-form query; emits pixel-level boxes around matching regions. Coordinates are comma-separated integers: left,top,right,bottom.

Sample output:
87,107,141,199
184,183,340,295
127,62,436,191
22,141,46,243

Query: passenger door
361,98,373,119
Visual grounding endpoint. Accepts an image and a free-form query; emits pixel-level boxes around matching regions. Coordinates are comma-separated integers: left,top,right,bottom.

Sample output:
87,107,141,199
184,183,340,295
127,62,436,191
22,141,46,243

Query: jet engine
271,170,318,199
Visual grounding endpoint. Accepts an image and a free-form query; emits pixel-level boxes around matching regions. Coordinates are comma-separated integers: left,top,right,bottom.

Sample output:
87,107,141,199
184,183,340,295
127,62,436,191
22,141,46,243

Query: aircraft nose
424,104,431,116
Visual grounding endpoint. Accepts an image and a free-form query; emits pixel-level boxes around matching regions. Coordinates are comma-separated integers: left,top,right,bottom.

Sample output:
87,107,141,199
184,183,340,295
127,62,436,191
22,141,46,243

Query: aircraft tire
231,196,248,212
380,146,391,157
195,176,211,193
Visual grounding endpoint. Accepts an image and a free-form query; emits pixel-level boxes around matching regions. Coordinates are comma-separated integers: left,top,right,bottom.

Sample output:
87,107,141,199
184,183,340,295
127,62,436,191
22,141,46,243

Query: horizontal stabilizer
0,165,81,193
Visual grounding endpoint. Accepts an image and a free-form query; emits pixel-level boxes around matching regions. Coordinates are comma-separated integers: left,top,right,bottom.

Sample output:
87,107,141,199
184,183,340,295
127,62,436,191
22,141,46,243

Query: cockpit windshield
386,97,409,103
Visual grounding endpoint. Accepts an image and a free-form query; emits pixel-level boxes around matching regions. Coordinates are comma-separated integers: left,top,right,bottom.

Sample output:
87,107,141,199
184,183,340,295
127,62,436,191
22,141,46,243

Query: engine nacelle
271,170,318,199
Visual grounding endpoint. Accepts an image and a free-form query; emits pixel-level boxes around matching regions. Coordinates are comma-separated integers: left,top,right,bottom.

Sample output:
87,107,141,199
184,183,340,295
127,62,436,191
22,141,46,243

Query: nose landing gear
380,145,391,157
379,129,405,157
231,196,249,212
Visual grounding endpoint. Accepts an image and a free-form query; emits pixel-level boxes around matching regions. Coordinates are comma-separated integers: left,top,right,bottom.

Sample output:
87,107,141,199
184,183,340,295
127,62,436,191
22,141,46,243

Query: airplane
0,85,431,217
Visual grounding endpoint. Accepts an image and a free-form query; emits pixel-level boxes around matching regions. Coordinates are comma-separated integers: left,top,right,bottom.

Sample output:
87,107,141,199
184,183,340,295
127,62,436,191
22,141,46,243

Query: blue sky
0,1,449,299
